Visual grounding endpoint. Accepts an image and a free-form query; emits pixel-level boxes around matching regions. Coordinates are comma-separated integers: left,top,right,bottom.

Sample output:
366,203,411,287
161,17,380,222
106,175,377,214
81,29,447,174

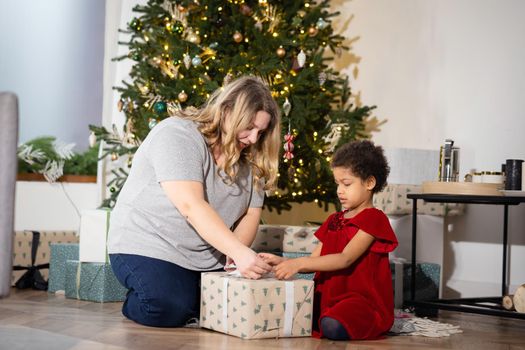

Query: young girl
259,140,398,340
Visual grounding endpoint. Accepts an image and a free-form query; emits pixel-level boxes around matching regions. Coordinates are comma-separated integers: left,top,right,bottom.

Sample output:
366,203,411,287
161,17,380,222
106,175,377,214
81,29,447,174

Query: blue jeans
110,253,209,327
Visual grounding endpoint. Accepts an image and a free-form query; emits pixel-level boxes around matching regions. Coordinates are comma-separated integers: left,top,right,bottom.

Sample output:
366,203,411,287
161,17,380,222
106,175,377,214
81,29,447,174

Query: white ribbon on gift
390,257,407,309
222,270,295,336
222,277,229,333
283,280,294,336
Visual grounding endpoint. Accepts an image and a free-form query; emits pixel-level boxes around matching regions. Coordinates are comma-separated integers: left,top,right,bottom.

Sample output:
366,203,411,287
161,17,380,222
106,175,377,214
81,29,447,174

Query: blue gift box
48,243,79,293
64,260,127,302
282,251,315,280
390,260,440,307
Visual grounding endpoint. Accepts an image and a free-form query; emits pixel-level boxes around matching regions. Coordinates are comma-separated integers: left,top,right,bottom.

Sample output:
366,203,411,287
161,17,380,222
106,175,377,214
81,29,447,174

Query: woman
108,76,281,327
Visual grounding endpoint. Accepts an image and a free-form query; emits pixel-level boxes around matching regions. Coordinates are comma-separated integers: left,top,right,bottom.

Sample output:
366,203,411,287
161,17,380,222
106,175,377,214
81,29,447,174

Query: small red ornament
283,132,295,160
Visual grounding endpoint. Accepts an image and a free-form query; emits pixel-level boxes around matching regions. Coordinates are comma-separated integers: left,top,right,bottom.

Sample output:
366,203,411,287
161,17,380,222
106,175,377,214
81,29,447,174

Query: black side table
406,193,525,319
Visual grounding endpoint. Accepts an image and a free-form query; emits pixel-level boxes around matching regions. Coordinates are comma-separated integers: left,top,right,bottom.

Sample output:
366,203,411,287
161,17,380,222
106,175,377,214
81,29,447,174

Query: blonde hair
179,76,281,190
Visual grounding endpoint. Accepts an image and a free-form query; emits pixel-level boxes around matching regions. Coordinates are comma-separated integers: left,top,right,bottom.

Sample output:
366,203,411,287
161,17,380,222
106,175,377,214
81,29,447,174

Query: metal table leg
410,198,418,301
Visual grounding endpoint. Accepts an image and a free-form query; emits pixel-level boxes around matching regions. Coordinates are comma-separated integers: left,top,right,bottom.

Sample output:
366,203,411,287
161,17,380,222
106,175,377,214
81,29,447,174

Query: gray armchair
0,92,19,298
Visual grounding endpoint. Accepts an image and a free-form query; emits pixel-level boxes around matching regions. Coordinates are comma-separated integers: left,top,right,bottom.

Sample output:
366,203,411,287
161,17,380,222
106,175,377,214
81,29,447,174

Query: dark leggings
321,317,351,340
109,253,203,327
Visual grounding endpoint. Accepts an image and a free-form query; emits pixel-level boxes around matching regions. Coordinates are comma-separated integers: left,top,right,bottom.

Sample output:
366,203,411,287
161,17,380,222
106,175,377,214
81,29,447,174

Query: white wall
14,181,99,232
0,0,106,150
336,0,525,296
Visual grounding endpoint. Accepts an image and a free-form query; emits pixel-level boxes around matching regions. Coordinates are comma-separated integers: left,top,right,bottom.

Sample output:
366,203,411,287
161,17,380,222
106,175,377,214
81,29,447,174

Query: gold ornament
308,26,318,37
276,46,286,58
117,99,124,112
177,5,186,12
178,90,188,102
187,32,201,44
240,4,253,16
233,31,243,43
111,153,118,161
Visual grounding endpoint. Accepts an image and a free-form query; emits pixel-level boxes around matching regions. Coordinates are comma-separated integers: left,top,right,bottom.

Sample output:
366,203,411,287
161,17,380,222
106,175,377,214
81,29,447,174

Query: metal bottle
438,139,460,182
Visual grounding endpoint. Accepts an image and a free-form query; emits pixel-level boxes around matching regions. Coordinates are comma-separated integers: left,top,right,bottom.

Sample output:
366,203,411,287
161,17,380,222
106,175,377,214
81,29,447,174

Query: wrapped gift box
260,253,440,311
48,243,79,293
200,272,314,339
64,260,127,302
390,259,440,308
12,230,78,286
282,252,315,281
79,209,111,263
373,184,464,216
251,225,320,253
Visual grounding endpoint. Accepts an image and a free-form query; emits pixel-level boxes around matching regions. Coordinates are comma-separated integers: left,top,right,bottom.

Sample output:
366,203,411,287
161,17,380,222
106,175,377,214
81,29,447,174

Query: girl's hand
233,248,272,279
274,259,301,280
257,252,286,266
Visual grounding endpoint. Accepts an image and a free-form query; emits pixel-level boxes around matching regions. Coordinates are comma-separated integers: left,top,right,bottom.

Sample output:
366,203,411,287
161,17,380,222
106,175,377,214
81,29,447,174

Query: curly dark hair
331,140,390,193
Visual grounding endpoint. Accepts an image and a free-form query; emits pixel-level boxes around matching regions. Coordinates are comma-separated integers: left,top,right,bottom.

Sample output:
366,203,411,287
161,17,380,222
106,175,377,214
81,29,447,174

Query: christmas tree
91,0,381,212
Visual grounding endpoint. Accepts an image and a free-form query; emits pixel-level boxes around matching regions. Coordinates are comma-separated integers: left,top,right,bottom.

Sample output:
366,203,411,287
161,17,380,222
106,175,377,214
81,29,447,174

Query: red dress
312,208,398,340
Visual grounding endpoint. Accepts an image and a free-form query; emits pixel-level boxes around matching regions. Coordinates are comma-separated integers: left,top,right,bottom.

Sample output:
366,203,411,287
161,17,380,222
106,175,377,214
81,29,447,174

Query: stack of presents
12,210,127,302
12,221,442,339
12,147,454,338
13,221,442,340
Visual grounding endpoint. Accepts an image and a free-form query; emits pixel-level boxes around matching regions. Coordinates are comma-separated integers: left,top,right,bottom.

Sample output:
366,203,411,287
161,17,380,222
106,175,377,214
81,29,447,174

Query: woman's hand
273,259,301,280
258,252,286,266
224,256,236,272
233,248,272,279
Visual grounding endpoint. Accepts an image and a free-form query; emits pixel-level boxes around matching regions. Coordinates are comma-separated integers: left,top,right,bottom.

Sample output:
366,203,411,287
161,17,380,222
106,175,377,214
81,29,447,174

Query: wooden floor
1,289,524,350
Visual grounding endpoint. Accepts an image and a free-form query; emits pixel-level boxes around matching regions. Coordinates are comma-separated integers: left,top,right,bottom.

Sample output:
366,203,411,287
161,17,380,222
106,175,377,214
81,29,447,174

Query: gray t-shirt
107,117,264,270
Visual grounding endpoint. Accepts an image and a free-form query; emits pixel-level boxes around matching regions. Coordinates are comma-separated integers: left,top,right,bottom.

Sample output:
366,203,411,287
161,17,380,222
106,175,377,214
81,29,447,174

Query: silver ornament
191,56,202,66
88,131,97,148
297,50,306,68
148,118,158,129
318,72,327,86
316,18,328,30
283,98,291,117
183,54,191,69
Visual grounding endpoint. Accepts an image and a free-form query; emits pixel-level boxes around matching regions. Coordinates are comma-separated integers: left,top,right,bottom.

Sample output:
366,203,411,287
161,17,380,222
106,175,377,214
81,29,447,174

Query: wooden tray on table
422,181,503,196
